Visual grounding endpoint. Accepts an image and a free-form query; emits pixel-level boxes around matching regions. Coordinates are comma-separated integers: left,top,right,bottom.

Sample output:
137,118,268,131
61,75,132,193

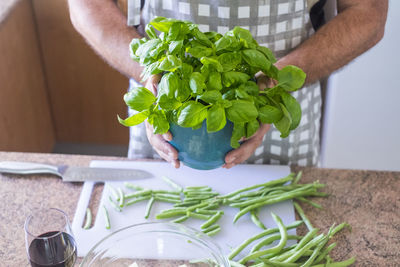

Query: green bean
125,195,151,206
313,243,336,264
124,182,144,191
195,209,221,215
283,234,325,263
251,235,302,253
108,196,122,212
328,223,350,237
152,190,181,195
186,211,210,220
118,187,125,207
186,202,209,211
294,202,314,231
250,209,267,230
102,205,110,229
144,197,155,219
184,195,214,201
232,185,316,208
200,211,223,229
172,215,189,223
310,257,355,267
239,213,288,264
153,196,181,203
153,193,181,200
202,224,220,233
233,189,316,223
228,220,303,260
161,175,183,192
294,228,320,251
296,197,323,209
293,171,303,184
108,185,120,201
83,208,92,229
155,209,187,219
222,174,294,199
205,226,221,236
185,186,211,190
173,201,199,207
300,235,329,267
261,259,299,267
125,189,152,199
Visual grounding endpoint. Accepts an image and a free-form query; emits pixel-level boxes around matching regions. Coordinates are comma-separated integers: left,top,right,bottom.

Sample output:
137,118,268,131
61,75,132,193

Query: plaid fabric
127,0,322,166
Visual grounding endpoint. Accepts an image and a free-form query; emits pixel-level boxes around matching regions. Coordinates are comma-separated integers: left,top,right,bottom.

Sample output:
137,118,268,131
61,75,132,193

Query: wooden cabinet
0,0,130,152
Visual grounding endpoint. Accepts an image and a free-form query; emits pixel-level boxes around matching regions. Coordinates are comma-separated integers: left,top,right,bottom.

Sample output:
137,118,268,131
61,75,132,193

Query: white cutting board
72,160,296,259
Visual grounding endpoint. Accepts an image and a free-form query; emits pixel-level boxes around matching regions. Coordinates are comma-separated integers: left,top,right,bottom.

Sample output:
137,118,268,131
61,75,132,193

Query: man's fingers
224,138,261,169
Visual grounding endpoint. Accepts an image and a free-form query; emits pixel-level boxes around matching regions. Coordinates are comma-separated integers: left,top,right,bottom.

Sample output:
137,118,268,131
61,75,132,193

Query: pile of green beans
228,211,355,267
222,172,328,226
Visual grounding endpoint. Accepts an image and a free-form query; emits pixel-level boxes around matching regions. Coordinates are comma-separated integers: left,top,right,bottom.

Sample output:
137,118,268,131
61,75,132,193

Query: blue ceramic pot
168,121,234,170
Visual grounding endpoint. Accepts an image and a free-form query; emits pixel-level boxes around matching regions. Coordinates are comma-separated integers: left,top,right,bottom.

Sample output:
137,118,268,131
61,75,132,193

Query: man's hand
144,75,180,168
223,73,274,169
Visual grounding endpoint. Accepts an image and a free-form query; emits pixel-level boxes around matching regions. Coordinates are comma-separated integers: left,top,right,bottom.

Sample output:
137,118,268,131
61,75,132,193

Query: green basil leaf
231,122,245,148
145,24,158,39
189,72,206,94
124,87,156,112
215,35,240,52
129,38,145,61
200,57,223,72
280,91,301,130
242,49,271,71
187,42,214,58
277,65,306,91
217,52,242,72
158,72,180,98
169,40,184,54
206,105,226,132
149,17,177,32
274,103,292,138
238,81,259,96
204,31,223,42
141,61,162,81
192,27,213,47
198,90,222,104
235,88,251,100
258,105,283,124
222,89,236,100
157,94,182,110
226,100,258,123
246,120,260,138
232,26,255,47
219,99,232,108
264,65,279,80
177,101,207,127
148,109,169,134
207,72,222,91
175,78,191,102
222,72,250,87
181,63,193,77
158,55,182,72
257,46,277,63
118,109,150,127
135,39,162,64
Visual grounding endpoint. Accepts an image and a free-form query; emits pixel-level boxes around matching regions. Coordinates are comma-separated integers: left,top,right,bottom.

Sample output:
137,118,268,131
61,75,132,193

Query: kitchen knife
0,161,153,182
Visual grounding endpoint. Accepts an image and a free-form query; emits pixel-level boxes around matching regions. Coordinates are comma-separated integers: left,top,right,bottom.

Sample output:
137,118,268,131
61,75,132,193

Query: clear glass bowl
80,222,229,267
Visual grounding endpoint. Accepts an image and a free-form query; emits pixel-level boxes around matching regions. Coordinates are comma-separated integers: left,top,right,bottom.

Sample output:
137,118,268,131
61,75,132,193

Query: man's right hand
144,75,180,168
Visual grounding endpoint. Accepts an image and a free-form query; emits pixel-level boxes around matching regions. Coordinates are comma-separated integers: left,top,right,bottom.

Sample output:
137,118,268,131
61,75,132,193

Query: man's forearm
276,0,388,84
68,0,143,81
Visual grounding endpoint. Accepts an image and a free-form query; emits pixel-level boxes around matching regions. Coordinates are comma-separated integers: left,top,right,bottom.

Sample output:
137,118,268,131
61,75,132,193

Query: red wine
28,231,77,267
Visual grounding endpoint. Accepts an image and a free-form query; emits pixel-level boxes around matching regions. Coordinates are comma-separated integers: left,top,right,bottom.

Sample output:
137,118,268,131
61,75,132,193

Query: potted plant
118,17,305,170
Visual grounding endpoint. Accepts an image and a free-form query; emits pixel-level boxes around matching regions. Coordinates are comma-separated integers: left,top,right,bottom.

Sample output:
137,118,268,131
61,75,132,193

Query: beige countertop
0,152,399,266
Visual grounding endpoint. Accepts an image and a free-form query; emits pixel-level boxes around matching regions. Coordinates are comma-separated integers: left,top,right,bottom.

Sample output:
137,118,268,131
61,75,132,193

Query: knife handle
0,161,61,176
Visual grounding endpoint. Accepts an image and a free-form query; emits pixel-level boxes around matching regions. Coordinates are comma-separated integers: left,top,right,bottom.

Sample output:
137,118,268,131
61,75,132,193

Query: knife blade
0,161,153,182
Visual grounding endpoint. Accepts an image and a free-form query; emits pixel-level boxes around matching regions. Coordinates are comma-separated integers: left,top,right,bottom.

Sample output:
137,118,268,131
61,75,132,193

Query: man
68,0,387,169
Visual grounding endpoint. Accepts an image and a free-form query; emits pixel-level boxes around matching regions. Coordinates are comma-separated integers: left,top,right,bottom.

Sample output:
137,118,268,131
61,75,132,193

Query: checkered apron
127,0,322,166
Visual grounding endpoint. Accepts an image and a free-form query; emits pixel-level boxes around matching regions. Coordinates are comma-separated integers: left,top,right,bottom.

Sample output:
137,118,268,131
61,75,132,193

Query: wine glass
24,208,77,267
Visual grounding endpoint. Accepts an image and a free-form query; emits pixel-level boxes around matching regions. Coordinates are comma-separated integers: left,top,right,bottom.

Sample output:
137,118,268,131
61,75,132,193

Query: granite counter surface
0,152,399,266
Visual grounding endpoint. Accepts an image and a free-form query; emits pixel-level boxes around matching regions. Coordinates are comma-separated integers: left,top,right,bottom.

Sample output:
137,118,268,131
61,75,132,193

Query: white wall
320,0,400,171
